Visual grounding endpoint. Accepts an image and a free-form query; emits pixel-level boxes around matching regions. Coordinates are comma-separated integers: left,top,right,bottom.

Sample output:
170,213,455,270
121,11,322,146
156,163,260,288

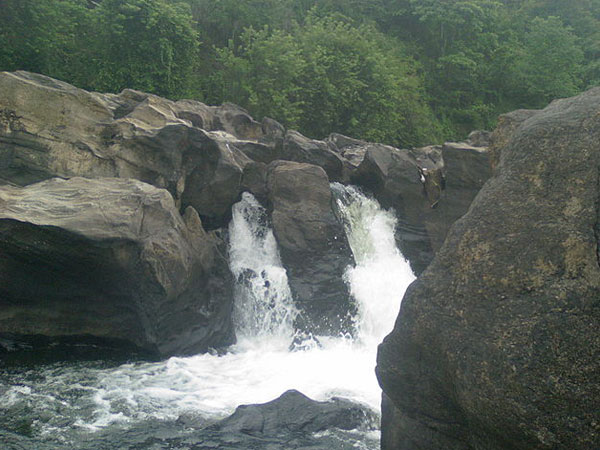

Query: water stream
0,186,415,449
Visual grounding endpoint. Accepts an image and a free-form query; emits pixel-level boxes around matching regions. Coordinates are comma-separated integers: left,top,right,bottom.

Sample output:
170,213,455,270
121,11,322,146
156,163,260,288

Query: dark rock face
350,139,492,275
0,178,234,357
350,143,429,273
423,141,492,252
377,88,600,449
267,161,354,335
214,389,378,435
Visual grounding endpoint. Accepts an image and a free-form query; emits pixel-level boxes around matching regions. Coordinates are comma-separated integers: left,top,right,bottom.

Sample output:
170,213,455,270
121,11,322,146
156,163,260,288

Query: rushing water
0,187,415,449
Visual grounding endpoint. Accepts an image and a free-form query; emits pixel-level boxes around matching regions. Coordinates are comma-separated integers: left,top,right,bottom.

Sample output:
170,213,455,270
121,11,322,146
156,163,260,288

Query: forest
1,0,598,147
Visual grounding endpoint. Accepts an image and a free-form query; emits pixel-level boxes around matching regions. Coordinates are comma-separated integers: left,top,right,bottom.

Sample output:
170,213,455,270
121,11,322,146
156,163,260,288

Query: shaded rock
351,140,492,275
235,140,281,164
282,131,346,182
422,141,492,252
325,133,369,167
377,88,600,449
488,109,539,170
0,177,234,357
213,102,265,140
178,129,251,229
213,390,378,435
466,129,491,147
267,161,354,335
261,116,286,142
351,144,436,274
241,161,269,203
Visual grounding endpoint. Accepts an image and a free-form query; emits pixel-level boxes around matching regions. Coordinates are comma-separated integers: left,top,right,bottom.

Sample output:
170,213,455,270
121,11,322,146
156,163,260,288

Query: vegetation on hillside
1,0,598,146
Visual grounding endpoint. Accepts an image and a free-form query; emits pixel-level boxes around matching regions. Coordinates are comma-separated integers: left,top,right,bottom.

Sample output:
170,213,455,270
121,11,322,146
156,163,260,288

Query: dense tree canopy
0,0,597,145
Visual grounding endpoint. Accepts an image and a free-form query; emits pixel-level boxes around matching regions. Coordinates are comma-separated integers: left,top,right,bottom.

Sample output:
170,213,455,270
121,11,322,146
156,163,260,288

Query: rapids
0,185,415,449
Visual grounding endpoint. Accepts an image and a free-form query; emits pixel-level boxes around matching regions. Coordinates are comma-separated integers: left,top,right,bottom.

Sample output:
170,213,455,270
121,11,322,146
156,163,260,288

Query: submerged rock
377,87,600,449
213,389,378,435
0,177,234,357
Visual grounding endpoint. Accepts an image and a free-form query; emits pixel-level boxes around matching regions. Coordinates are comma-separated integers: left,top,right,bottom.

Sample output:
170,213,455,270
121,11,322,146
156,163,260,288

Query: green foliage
0,0,198,98
0,0,598,145
91,0,199,97
509,16,584,107
213,16,441,146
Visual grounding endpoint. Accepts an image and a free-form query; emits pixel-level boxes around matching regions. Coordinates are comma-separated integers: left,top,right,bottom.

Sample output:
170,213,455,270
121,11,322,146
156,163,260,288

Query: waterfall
331,183,415,347
0,185,415,449
228,192,296,345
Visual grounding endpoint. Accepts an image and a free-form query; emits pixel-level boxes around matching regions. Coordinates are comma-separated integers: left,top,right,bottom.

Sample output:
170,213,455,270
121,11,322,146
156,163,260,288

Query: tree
91,0,199,98
510,16,584,106
213,14,441,147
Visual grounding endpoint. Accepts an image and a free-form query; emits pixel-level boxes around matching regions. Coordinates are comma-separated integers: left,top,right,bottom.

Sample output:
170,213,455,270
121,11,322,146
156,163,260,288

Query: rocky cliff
0,71,489,357
377,88,600,449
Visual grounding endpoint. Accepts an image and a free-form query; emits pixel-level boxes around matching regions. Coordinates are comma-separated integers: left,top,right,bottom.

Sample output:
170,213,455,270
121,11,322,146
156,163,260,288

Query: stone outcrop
281,130,347,182
423,141,492,252
267,161,354,335
213,389,378,435
0,71,257,228
350,140,491,274
0,177,234,357
377,88,600,449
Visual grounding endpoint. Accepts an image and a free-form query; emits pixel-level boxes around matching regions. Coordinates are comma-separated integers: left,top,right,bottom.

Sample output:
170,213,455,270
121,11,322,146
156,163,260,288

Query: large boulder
0,177,234,357
281,130,347,182
377,88,600,449
0,71,253,228
266,161,354,335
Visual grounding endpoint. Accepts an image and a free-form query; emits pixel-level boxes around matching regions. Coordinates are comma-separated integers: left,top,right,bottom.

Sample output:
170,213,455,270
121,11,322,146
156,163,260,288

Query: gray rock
282,131,346,182
377,87,600,449
0,71,253,228
241,161,269,203
325,133,369,167
422,141,492,252
351,144,436,274
488,109,539,170
214,390,378,435
267,161,354,335
350,139,492,275
0,177,234,356
466,129,491,147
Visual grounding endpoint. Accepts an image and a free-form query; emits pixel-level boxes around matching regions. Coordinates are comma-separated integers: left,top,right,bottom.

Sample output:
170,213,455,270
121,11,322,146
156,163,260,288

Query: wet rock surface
377,87,600,449
350,140,491,274
213,389,378,435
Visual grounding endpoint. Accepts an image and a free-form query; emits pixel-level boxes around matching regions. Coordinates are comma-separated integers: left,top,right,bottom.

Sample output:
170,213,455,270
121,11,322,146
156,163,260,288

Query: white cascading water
228,192,297,346
0,186,415,446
